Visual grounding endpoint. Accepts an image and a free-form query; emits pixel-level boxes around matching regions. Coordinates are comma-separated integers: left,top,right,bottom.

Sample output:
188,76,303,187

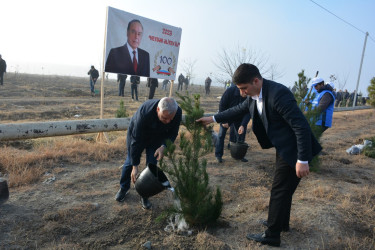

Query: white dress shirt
126,43,138,62
251,88,263,115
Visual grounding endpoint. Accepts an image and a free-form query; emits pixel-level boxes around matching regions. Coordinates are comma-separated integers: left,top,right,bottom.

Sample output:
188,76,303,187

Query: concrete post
353,32,369,107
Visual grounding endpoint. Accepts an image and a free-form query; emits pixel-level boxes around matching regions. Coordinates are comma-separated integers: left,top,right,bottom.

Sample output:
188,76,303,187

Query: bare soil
0,73,374,249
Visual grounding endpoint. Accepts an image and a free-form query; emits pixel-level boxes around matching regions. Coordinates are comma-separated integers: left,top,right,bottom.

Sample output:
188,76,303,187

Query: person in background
184,75,190,90
205,76,212,95
147,77,159,99
361,96,367,106
342,89,349,106
225,80,231,89
87,65,99,96
118,74,127,97
327,82,335,91
130,75,140,101
335,89,343,107
115,97,182,209
0,54,6,86
348,90,356,107
162,79,170,91
197,63,321,247
215,84,250,163
177,73,185,91
308,77,336,133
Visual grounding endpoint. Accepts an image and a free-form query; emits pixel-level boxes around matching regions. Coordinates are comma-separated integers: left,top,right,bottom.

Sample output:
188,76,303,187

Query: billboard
104,6,182,80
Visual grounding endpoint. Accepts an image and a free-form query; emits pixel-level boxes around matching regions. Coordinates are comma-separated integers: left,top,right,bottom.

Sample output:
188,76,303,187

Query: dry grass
43,202,98,223
338,185,375,238
0,134,125,187
195,231,229,249
311,182,339,200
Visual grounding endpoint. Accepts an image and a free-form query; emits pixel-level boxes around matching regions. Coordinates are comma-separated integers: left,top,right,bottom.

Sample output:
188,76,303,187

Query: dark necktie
133,50,137,73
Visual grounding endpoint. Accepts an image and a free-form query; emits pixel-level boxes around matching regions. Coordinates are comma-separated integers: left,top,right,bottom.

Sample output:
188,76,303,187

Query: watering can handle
233,125,240,143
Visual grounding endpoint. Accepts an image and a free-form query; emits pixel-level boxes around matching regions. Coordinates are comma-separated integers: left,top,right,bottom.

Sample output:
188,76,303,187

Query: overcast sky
1,0,374,95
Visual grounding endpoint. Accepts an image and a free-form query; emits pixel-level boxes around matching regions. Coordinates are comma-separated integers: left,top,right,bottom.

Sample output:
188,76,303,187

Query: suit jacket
215,79,322,168
130,75,140,85
219,85,250,127
0,59,6,73
105,44,150,77
127,99,182,166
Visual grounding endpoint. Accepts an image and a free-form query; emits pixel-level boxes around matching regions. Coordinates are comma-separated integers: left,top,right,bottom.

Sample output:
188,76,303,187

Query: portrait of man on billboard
105,19,150,77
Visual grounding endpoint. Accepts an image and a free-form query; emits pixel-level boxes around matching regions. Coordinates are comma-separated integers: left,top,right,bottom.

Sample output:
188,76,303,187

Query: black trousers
177,82,183,91
148,85,156,99
119,80,125,96
266,152,300,234
0,72,4,85
131,84,138,100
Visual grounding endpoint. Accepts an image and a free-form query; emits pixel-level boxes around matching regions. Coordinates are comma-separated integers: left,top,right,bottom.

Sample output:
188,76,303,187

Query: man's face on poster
127,21,143,50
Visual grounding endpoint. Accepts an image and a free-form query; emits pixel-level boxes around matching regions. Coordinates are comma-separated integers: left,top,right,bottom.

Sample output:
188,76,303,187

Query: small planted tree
293,69,310,104
293,70,323,171
160,93,222,226
367,77,375,107
115,100,128,118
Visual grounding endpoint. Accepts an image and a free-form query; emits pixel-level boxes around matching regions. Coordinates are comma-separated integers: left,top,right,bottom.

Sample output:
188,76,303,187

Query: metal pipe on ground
0,118,131,141
0,107,371,142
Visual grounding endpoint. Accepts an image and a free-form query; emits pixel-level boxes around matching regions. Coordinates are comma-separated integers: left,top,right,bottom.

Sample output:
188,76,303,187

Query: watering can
135,163,171,198
229,126,250,160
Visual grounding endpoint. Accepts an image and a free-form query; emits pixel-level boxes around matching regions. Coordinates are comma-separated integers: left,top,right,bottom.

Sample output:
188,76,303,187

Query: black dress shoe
246,232,281,247
259,219,289,232
241,158,248,162
216,157,223,163
141,197,152,210
115,188,129,202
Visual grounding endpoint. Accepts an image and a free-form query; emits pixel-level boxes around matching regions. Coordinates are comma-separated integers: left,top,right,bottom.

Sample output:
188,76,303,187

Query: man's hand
295,162,310,178
222,123,229,128
196,116,214,126
131,166,139,184
154,145,166,161
238,125,244,134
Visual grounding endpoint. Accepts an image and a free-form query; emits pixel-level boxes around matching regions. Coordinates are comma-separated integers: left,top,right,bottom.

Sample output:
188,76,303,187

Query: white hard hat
311,77,324,87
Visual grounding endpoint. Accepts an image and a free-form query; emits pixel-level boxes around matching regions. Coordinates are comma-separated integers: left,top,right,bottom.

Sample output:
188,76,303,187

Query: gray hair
158,97,178,114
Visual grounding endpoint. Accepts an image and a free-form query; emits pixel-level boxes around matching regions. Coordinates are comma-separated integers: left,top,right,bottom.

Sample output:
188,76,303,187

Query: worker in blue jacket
308,77,336,132
115,97,182,209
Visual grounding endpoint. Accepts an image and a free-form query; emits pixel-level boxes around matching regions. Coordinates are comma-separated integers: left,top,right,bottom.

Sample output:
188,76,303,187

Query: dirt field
0,73,374,249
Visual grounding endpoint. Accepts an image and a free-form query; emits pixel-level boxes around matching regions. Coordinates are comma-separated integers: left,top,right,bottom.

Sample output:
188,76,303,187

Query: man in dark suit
117,74,127,97
177,73,185,91
105,19,150,77
0,54,6,86
147,77,159,99
197,63,322,247
87,65,99,96
215,83,250,163
115,97,182,210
